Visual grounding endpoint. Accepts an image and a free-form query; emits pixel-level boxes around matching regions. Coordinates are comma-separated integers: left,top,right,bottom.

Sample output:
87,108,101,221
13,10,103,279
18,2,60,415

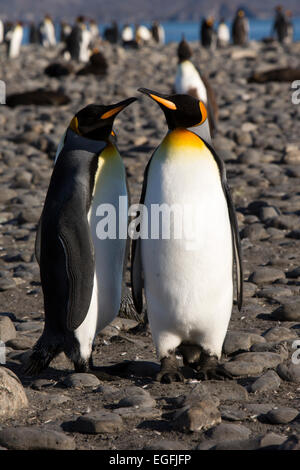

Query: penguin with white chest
132,89,243,382
25,98,136,375
174,37,218,136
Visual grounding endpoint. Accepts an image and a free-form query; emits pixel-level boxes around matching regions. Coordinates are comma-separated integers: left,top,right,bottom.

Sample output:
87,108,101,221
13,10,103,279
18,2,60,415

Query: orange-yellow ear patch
149,94,177,110
101,105,124,120
69,116,81,135
199,101,207,124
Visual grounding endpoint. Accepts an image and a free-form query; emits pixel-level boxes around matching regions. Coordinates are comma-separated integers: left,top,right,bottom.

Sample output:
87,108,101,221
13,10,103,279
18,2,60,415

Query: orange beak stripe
149,94,177,110
101,105,124,120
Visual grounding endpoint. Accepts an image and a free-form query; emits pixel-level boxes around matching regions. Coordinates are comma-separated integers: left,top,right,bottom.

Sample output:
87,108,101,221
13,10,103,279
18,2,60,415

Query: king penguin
25,98,137,375
132,89,243,383
174,37,218,136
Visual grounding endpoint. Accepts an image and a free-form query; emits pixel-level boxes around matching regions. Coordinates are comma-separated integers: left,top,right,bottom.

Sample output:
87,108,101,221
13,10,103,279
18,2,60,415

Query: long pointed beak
138,88,177,110
101,97,137,120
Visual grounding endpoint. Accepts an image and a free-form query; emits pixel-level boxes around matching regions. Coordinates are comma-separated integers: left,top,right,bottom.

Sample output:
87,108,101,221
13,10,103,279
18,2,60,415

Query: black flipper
40,148,97,332
131,156,153,314
200,138,243,310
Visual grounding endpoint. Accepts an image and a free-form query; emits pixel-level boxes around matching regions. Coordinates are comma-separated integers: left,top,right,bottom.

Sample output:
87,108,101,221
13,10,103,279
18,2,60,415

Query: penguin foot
156,356,184,384
196,354,232,381
73,359,89,373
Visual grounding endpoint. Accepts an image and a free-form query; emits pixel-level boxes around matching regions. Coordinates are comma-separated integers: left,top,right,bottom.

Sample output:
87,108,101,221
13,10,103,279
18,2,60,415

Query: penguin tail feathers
22,334,63,376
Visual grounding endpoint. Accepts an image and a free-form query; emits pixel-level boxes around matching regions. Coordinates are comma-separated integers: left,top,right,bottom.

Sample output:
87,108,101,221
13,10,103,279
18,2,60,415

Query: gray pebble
250,370,281,393
248,267,285,284
266,407,299,424
61,373,100,388
0,427,75,450
72,411,123,434
272,299,300,321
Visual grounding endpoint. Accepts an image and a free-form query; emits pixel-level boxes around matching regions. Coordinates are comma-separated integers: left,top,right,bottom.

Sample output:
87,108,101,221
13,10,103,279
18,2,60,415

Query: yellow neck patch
69,116,81,135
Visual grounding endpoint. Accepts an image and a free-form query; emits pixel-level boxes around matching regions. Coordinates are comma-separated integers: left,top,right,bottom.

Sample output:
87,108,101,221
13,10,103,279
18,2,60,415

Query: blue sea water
22,18,300,45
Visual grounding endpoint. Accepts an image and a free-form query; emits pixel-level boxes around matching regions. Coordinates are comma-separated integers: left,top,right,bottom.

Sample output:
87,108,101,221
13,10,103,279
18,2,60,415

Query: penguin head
68,98,137,141
138,88,207,131
177,36,193,62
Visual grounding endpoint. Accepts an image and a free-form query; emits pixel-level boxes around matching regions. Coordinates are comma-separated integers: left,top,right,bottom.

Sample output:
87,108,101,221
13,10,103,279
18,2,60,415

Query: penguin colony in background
25,85,243,380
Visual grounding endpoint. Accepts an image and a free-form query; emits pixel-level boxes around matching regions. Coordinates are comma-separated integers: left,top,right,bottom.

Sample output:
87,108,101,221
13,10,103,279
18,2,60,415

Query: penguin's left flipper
131,156,153,314
204,141,243,311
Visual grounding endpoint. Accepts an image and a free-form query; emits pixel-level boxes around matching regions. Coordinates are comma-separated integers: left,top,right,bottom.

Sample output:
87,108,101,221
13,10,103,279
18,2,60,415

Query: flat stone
243,403,274,418
0,316,16,342
178,381,248,405
223,352,282,377
221,407,248,422
0,278,17,291
266,407,299,424
61,373,100,388
212,438,260,450
173,399,221,433
223,330,265,355
248,267,285,284
250,370,281,393
72,411,123,434
6,335,35,350
259,432,287,448
15,321,43,332
0,367,28,418
277,362,300,383
263,326,298,342
241,224,269,241
144,440,188,450
272,299,300,321
117,394,156,408
206,423,251,442
113,406,161,419
0,427,75,450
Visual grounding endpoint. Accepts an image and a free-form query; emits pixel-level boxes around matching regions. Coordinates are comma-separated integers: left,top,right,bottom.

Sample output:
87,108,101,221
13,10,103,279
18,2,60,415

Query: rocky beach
0,39,300,450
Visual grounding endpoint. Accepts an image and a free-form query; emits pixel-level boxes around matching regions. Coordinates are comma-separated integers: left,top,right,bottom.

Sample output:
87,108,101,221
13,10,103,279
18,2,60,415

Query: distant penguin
29,22,41,44
79,21,92,63
89,19,99,46
135,24,152,45
232,10,249,46
284,11,294,44
272,6,287,43
151,21,165,45
200,17,216,48
174,37,218,136
77,48,108,76
0,18,4,44
60,21,72,43
40,15,56,47
132,89,243,383
6,22,23,59
122,24,138,48
217,18,230,47
103,21,119,44
65,19,82,61
24,98,137,375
